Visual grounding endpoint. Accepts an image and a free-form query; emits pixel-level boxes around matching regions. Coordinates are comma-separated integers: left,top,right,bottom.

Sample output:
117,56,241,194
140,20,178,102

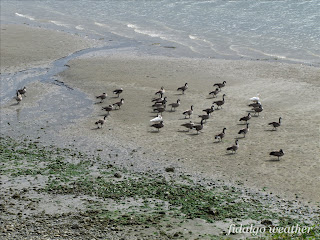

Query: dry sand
60,53,320,204
0,24,93,73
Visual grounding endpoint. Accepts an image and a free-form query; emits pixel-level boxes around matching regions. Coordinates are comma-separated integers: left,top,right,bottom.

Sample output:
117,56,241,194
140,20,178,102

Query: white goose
250,94,260,103
150,114,163,123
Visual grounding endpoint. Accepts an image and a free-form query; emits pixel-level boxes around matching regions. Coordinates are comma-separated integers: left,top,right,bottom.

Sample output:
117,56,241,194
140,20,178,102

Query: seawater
1,0,319,66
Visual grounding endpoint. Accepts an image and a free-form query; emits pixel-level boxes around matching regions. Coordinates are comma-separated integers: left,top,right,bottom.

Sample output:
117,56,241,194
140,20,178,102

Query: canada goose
248,102,262,108
213,94,226,109
239,113,251,123
209,88,219,98
177,83,188,94
193,119,204,134
169,99,181,111
102,104,114,115
153,96,167,105
270,149,284,160
238,123,249,138
215,128,226,142
152,102,166,108
150,114,163,123
253,106,263,116
15,91,22,104
155,86,165,96
18,86,27,97
203,105,215,115
250,94,260,103
213,81,226,91
183,105,193,118
151,121,164,131
113,98,124,109
96,93,107,103
152,95,166,102
181,121,194,131
154,105,166,115
113,88,123,97
198,113,210,122
268,117,282,130
227,140,239,154
95,115,107,128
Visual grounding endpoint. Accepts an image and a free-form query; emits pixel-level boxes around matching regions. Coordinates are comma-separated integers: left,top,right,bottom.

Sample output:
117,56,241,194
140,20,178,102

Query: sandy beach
0,24,93,73
1,24,319,239
59,53,320,203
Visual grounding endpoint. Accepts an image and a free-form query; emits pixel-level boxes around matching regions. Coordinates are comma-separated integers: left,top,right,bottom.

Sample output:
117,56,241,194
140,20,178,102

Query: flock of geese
92,81,284,161
14,81,284,160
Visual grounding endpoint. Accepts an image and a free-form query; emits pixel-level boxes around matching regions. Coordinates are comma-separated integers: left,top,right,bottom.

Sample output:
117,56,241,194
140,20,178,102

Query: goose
150,114,163,123
269,149,284,160
168,99,180,111
213,81,226,91
213,94,226,109
252,106,263,116
113,98,124,109
96,92,107,103
177,83,188,94
227,140,239,154
17,86,27,97
153,96,167,105
248,102,262,109
239,113,251,123
151,121,164,132
209,88,219,98
203,105,215,115
198,113,210,122
152,102,166,108
193,119,204,134
215,128,226,142
181,121,194,131
250,94,260,103
95,116,107,128
183,105,193,118
155,86,165,96
113,88,123,98
153,92,164,101
15,91,22,104
102,104,114,115
154,105,166,115
238,123,249,138
268,117,282,130
152,96,165,102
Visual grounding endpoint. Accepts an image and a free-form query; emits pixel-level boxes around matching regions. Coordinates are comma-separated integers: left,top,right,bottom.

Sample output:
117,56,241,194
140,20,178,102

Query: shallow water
1,0,319,66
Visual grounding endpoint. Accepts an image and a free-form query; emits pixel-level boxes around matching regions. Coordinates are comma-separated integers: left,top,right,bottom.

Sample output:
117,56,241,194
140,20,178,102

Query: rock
114,173,122,178
12,193,20,199
261,219,273,226
165,167,175,173
209,207,219,216
71,224,79,229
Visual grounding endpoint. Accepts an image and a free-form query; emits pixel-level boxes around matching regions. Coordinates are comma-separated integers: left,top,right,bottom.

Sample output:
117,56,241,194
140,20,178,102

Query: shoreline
1,23,319,239
0,24,96,74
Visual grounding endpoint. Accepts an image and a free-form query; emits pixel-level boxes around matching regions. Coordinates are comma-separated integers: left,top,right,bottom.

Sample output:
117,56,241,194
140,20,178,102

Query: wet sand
60,53,320,204
0,24,93,73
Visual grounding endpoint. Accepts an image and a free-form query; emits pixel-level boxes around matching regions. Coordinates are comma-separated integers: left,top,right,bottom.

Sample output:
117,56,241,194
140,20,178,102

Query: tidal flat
1,136,319,239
